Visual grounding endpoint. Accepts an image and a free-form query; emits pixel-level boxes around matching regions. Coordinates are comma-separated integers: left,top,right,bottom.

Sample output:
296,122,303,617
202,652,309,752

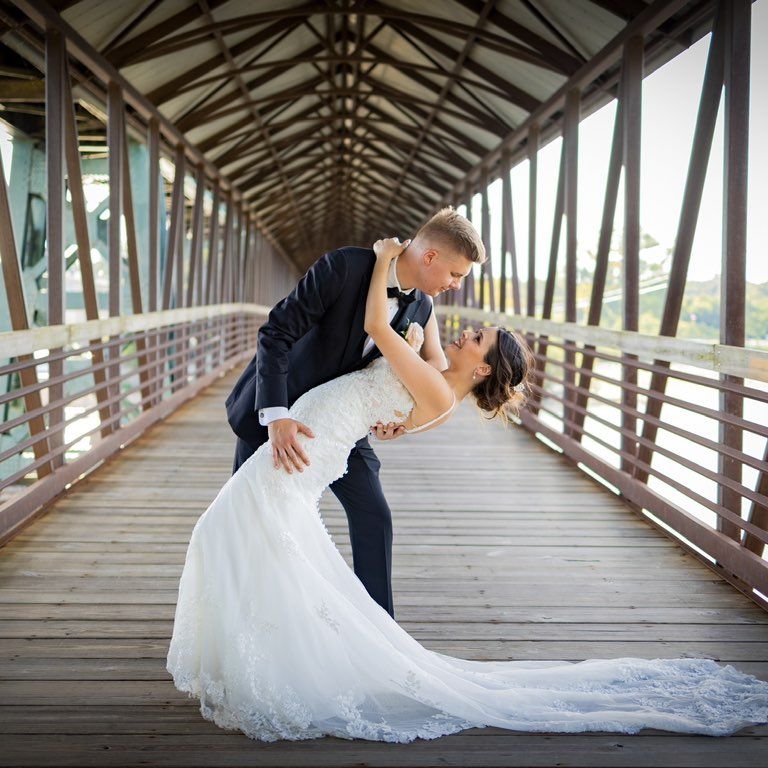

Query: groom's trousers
232,435,395,619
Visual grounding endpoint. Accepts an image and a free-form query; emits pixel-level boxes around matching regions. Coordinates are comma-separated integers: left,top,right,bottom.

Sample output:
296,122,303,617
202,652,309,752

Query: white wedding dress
167,341,768,742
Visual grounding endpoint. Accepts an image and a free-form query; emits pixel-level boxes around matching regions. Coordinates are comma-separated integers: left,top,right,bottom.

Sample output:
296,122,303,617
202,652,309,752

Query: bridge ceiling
2,0,708,269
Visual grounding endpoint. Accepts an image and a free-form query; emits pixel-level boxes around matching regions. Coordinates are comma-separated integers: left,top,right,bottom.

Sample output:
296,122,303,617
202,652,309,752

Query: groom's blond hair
413,206,486,264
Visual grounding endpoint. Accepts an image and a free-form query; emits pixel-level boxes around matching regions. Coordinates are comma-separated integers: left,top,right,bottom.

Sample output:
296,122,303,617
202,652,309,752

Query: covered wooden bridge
0,1,766,765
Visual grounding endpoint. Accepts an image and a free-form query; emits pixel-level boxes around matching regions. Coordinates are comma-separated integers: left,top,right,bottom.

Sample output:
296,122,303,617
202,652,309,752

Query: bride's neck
441,368,474,402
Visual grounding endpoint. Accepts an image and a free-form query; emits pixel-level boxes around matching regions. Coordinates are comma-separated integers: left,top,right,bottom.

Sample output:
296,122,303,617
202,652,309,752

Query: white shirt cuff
258,406,290,426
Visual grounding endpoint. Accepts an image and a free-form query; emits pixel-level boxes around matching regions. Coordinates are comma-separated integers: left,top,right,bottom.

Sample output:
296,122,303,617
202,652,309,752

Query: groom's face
417,247,474,297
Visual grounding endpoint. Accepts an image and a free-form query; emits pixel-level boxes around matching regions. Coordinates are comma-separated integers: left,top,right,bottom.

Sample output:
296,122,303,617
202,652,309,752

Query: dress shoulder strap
403,392,457,434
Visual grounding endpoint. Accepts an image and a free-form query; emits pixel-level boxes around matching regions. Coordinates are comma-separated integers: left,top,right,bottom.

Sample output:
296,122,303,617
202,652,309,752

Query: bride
167,238,768,742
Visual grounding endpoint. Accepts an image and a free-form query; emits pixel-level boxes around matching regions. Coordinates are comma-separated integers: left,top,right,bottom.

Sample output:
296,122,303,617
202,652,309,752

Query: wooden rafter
383,16,541,114
146,17,304,106
372,0,503,230
194,0,313,254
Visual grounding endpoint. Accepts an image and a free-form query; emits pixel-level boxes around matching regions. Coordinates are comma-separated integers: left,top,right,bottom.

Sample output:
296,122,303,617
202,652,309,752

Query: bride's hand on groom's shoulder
373,237,411,261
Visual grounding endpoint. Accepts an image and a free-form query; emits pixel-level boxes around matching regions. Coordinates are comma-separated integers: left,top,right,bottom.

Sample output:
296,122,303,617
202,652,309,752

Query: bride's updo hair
471,328,535,426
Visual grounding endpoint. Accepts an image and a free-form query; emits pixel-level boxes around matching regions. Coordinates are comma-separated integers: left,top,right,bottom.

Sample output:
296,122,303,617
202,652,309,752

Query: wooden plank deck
1,366,767,767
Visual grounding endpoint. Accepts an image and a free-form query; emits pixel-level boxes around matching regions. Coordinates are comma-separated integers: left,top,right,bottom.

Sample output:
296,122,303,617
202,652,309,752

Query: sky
465,0,768,286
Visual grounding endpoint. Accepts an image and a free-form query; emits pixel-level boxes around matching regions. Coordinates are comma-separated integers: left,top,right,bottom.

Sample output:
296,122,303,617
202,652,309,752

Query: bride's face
445,326,499,373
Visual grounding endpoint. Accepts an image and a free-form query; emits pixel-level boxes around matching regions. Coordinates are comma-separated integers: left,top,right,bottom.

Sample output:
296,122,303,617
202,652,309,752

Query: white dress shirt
258,255,414,425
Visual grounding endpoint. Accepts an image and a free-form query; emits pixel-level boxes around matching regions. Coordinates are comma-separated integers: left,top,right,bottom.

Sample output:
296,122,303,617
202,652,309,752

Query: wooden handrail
0,303,271,359
436,307,768,383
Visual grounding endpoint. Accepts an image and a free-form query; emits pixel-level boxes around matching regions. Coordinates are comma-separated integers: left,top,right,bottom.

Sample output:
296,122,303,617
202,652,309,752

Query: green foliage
510,233,767,345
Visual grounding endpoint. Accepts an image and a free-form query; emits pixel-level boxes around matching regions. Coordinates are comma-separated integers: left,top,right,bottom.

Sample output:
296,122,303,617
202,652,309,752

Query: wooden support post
634,2,726,484
205,185,220,305
162,145,185,311
120,112,152,411
718,0,750,544
217,195,233,366
242,214,252,304
527,123,538,319
255,220,262,304
562,88,580,438
237,206,244,302
479,171,487,309
185,169,205,385
464,190,476,308
46,28,66,467
228,205,235,305
529,141,565,417
620,39,642,470
62,58,112,436
160,144,185,397
147,118,160,405
106,80,123,433
229,204,243,301
255,228,264,305
571,82,625,442
480,169,495,312
242,219,251,304
220,195,233,304
542,146,565,321
194,174,205,309
147,119,160,313
175,165,185,312
500,148,520,315
187,165,205,308
0,102,52,478
499,171,508,315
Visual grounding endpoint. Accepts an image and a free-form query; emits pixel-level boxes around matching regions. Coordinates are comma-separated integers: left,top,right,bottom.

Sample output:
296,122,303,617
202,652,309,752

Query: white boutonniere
402,321,424,351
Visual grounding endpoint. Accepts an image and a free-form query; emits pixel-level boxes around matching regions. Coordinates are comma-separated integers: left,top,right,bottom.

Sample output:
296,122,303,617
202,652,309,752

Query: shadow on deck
1,366,767,767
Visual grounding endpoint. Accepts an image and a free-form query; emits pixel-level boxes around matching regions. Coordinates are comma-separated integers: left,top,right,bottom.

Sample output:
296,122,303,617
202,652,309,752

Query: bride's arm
364,239,453,414
363,238,398,332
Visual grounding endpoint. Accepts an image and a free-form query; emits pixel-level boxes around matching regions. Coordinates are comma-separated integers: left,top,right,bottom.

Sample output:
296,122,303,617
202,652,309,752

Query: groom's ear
422,248,438,265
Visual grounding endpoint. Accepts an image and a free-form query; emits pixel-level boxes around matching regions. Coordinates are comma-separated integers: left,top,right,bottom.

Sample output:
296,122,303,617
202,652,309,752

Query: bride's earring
472,371,477,381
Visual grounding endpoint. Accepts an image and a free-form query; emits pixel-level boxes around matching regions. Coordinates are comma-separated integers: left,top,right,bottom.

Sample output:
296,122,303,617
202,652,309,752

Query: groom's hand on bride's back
268,418,315,473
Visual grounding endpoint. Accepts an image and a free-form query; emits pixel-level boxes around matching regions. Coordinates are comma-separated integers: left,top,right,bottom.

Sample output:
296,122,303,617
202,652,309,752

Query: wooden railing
4,302,767,609
0,304,268,543
436,306,768,609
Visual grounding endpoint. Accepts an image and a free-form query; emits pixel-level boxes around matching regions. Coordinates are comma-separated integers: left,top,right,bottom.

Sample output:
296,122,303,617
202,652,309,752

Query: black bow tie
386,286,417,305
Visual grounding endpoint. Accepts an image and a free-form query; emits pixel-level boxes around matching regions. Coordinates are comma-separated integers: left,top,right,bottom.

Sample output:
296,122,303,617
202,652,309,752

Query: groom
225,207,485,617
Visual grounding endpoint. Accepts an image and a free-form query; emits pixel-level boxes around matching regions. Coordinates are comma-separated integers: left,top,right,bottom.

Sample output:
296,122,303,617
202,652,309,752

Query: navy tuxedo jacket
225,246,434,447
